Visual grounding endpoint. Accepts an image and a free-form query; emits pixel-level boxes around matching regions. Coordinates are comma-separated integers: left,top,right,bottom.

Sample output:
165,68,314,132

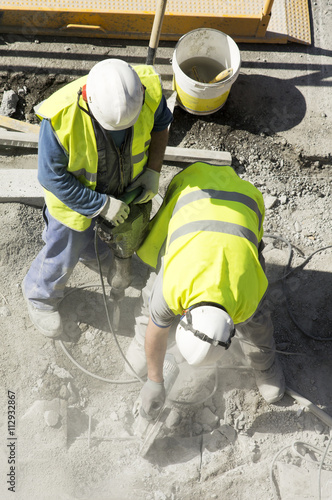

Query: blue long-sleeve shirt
37,95,173,218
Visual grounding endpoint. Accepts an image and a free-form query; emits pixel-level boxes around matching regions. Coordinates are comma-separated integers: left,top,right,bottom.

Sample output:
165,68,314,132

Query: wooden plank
0,169,43,207
0,130,39,148
0,115,40,134
164,146,232,165
0,130,232,165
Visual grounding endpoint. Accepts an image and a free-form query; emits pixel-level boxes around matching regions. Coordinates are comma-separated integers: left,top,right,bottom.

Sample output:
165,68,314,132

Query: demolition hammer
96,188,152,331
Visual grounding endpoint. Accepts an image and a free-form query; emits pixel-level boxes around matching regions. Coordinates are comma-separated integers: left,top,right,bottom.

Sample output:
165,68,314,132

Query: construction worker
22,58,173,340
127,162,285,417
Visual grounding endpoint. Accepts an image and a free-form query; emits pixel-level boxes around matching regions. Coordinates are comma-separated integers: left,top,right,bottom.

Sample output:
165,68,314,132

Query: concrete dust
1,3,332,498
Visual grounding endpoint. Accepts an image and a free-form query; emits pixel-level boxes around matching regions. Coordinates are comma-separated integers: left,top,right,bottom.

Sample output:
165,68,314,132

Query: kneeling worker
128,162,285,419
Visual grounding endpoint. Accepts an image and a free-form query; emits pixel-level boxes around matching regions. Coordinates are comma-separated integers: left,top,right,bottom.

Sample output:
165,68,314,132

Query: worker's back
138,162,268,324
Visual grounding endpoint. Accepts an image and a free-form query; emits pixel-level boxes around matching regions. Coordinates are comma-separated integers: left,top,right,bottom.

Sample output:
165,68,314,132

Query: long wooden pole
146,0,167,65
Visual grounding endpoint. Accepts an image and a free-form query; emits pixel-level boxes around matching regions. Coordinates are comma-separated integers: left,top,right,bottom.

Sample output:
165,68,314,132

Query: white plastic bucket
172,28,241,115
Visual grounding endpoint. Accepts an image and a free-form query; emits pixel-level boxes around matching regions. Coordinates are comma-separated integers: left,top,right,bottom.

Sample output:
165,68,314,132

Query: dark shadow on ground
170,73,307,139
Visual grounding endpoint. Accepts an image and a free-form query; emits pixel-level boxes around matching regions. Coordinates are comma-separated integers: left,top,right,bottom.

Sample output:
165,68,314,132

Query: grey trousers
134,272,276,372
235,299,276,371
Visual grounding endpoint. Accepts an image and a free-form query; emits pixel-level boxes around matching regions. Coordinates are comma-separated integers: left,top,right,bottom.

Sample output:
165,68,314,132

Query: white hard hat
176,304,235,367
86,59,144,131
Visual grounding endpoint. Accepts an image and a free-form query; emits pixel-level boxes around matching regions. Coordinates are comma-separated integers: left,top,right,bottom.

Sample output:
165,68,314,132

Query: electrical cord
318,431,332,500
270,433,332,500
264,234,332,341
57,226,146,385
236,337,317,358
93,228,147,384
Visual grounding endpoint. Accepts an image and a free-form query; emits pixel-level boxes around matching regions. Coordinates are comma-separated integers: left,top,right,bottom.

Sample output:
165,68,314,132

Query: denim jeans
23,206,111,310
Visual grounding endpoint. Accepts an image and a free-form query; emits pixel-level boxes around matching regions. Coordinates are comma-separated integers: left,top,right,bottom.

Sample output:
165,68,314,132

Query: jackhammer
96,188,152,331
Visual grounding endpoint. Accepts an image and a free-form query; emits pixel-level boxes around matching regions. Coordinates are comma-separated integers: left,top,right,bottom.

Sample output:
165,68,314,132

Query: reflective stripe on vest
172,189,263,232
168,219,259,249
70,169,97,184
131,139,151,165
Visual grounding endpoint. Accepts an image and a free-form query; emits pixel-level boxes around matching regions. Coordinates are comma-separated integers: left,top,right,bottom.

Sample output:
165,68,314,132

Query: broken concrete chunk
110,411,119,421
51,363,73,379
203,428,229,452
59,384,70,400
264,194,278,209
44,409,60,427
294,221,302,232
0,90,19,116
165,408,182,429
234,411,247,430
154,491,167,500
67,381,78,404
195,407,219,428
192,422,203,435
85,330,96,341
218,423,237,443
0,305,11,317
314,422,324,434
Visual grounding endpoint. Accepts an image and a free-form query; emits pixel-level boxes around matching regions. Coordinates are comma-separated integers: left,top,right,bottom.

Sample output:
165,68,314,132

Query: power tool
96,188,152,330
132,352,180,456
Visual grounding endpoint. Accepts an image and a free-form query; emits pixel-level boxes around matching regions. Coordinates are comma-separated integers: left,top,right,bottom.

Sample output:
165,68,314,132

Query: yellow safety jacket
137,163,268,324
36,65,162,231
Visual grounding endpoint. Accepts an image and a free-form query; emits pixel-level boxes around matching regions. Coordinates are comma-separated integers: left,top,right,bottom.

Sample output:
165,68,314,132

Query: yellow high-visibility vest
37,65,162,231
137,163,268,323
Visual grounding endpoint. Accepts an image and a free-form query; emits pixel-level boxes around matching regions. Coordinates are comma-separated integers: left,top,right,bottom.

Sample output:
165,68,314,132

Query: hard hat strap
77,88,94,119
179,310,235,350
184,301,228,314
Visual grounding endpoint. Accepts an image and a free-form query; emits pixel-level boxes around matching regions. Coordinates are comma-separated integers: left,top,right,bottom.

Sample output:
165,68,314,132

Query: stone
264,194,278,209
314,422,324,434
0,305,11,316
192,423,203,435
218,423,237,443
59,384,70,400
0,90,19,116
203,429,229,452
44,409,60,427
195,407,219,427
51,363,73,379
294,221,302,232
165,409,182,428
155,491,167,500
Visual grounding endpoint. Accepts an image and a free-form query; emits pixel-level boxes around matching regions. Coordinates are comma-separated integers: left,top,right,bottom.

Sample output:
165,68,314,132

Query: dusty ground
0,3,332,499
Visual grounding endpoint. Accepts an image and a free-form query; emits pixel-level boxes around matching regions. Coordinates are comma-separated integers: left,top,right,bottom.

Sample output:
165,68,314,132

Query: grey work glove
139,378,166,421
99,196,130,226
126,168,160,204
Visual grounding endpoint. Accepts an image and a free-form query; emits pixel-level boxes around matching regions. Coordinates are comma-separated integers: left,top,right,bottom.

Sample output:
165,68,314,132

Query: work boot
25,301,63,339
254,358,285,404
124,337,147,378
22,282,63,338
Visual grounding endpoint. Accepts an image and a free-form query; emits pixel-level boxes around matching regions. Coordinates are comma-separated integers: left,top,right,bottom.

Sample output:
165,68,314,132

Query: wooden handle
146,0,168,65
209,68,233,84
65,24,106,32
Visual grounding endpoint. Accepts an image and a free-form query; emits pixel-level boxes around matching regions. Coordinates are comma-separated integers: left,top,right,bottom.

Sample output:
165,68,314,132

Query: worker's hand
100,196,130,226
126,168,160,204
139,378,166,421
